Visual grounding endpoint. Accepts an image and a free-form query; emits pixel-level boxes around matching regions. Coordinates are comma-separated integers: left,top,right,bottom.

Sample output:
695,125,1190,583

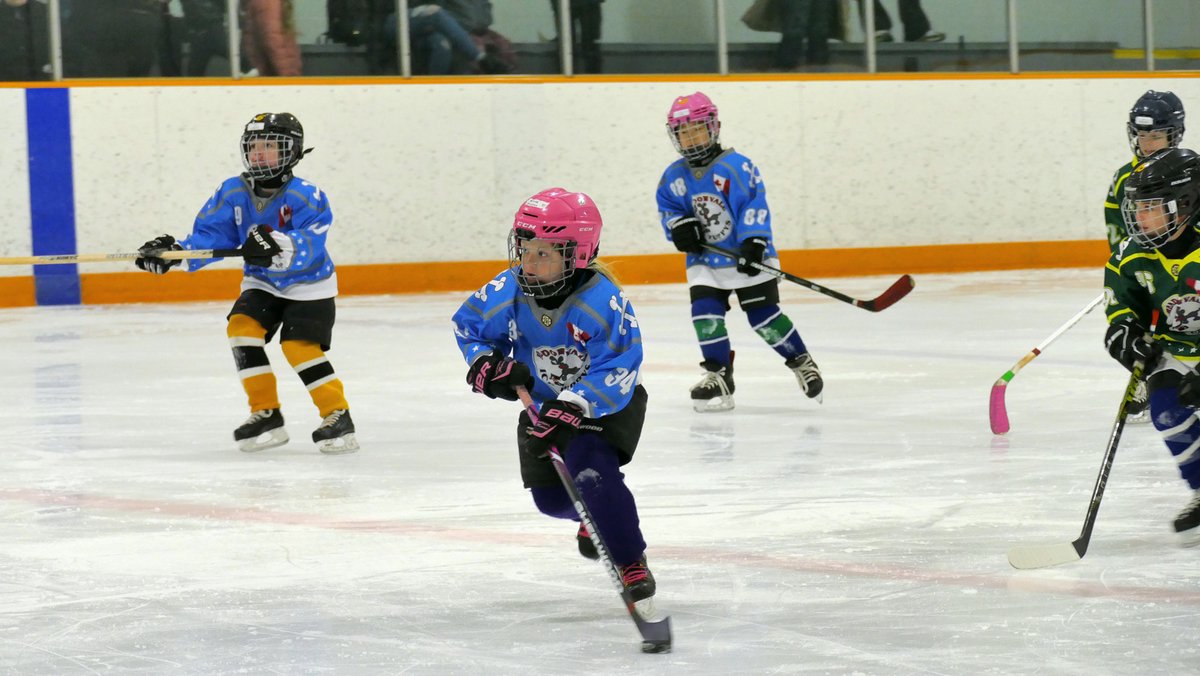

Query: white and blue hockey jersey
179,175,337,299
656,148,780,269
452,269,643,418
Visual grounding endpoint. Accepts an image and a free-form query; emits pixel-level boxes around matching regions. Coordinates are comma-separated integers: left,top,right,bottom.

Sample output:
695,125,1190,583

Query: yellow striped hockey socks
227,314,280,412
281,340,349,418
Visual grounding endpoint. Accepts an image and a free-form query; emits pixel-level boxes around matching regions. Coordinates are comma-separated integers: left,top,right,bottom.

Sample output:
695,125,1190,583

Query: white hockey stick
989,293,1106,435
0,248,245,266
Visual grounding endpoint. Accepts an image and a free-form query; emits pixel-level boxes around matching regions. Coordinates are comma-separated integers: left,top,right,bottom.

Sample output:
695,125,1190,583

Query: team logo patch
278,204,293,229
541,313,553,327
691,193,733,243
533,345,590,391
1163,294,1200,333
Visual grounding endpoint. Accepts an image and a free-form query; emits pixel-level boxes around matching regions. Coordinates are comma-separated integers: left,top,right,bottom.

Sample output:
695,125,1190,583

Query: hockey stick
0,248,246,266
989,293,1107,435
1007,310,1157,570
514,385,672,654
699,243,914,312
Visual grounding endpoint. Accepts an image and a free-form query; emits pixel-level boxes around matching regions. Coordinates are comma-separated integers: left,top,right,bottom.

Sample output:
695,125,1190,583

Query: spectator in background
549,0,603,74
856,0,944,43
181,0,228,76
383,0,512,75
774,0,832,70
242,0,302,76
0,0,48,81
64,0,162,77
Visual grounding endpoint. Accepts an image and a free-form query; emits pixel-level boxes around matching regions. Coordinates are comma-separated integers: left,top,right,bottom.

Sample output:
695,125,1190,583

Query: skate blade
633,596,663,622
1177,528,1200,548
1127,411,1151,424
238,428,289,453
317,433,359,455
692,396,734,413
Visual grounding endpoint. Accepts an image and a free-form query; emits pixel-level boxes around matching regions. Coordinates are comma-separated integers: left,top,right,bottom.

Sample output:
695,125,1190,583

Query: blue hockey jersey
452,269,643,418
179,175,336,293
656,148,779,269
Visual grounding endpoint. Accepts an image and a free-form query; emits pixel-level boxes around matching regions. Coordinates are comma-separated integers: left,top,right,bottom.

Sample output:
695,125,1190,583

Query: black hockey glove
1105,321,1161,373
135,234,182,274
525,399,584,458
1180,373,1200,408
466,353,532,401
670,217,704,254
243,225,283,267
737,237,767,276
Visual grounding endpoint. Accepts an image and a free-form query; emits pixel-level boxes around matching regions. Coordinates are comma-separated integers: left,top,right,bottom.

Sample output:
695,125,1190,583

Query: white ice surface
3,268,1200,675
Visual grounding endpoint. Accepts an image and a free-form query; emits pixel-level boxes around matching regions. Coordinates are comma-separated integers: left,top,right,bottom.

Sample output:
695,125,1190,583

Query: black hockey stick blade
699,244,914,312
1007,347,1150,570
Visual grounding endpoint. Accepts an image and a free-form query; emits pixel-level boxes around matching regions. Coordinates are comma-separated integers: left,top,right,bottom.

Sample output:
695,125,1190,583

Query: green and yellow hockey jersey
1105,232,1200,360
1104,158,1138,253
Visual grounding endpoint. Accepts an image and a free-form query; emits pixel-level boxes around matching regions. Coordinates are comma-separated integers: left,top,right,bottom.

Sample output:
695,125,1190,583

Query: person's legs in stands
775,0,811,70
574,0,603,73
898,0,942,41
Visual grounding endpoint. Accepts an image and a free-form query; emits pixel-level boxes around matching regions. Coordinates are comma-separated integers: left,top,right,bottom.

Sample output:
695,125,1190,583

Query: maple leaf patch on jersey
566,322,591,345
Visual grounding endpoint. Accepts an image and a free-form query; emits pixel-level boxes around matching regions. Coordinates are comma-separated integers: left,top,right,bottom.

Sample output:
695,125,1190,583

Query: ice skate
576,522,599,560
786,352,824,403
691,355,734,412
234,408,289,452
620,557,659,619
313,409,359,454
1127,380,1150,424
1173,490,1200,546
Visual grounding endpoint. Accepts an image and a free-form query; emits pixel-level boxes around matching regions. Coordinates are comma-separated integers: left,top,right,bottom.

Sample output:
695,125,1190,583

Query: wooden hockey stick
699,243,914,312
0,248,245,266
514,385,672,654
989,293,1106,435
1007,310,1157,570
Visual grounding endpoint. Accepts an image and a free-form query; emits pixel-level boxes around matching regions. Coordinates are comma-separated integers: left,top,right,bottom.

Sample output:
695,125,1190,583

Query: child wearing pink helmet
452,188,660,615
658,91,823,412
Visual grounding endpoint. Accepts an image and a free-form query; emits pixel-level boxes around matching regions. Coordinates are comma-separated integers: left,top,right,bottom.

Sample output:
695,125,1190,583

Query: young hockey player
1104,146,1200,537
656,91,821,412
1103,91,1185,422
452,187,658,611
134,112,357,454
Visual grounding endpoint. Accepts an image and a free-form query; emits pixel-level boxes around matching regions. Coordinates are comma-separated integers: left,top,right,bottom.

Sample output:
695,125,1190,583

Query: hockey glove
466,353,532,401
1105,321,1161,373
525,399,584,458
669,217,704,254
243,225,284,268
1179,372,1200,408
737,238,767,276
135,234,182,274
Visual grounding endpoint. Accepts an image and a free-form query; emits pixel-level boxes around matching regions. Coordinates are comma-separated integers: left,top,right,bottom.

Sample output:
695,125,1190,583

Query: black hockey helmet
1127,90,1185,159
240,112,310,182
1121,147,1200,249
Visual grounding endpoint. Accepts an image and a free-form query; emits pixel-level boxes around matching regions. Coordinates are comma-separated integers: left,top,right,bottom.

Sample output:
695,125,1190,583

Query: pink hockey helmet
666,92,721,162
508,188,603,298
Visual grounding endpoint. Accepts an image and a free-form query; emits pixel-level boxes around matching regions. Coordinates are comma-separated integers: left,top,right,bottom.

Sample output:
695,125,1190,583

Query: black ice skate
786,352,824,403
691,354,735,413
1127,379,1150,424
577,522,599,560
1173,491,1200,543
312,409,359,454
620,557,659,619
234,408,289,452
